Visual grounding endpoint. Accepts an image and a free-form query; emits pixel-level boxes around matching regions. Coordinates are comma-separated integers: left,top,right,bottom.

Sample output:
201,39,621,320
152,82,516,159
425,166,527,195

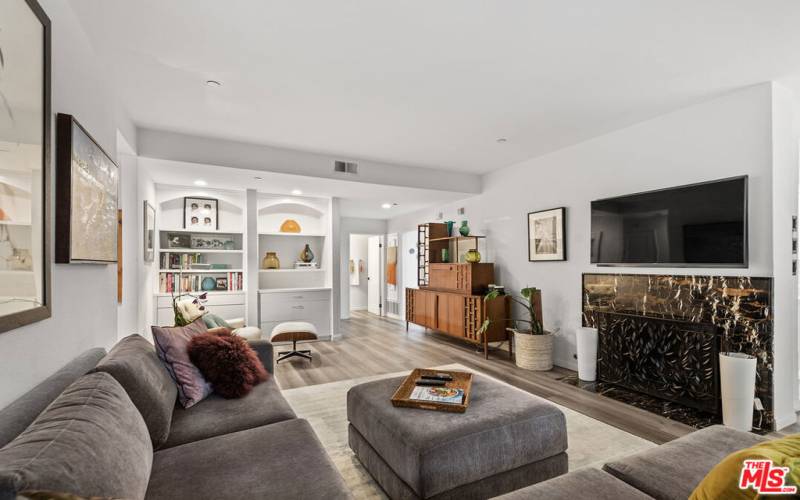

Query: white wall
136,163,157,340
349,234,369,310
117,147,139,339
389,84,797,425
0,1,134,407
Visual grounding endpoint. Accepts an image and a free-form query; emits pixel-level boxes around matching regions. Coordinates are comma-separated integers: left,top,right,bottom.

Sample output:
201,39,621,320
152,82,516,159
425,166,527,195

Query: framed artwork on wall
528,207,566,262
0,0,52,333
143,201,155,262
184,197,218,229
55,113,120,264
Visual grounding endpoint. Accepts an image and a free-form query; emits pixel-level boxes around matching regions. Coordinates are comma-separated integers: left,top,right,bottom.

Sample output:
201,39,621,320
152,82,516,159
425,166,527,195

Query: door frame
367,235,385,316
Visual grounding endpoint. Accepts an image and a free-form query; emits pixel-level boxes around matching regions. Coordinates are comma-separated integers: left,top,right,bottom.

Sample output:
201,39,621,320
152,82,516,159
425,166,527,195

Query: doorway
348,234,383,317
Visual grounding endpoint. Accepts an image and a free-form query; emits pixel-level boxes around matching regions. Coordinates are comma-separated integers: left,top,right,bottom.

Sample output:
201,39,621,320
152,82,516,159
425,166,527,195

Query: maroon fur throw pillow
187,331,268,398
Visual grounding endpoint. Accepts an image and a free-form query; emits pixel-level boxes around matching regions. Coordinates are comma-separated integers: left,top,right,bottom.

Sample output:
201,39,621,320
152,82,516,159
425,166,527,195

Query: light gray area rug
281,364,656,499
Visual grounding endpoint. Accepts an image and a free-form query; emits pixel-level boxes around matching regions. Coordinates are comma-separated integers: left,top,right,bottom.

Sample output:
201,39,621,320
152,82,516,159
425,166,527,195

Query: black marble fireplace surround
579,273,774,431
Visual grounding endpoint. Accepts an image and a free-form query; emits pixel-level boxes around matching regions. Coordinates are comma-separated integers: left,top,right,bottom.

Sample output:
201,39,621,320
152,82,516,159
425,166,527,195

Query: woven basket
513,330,553,371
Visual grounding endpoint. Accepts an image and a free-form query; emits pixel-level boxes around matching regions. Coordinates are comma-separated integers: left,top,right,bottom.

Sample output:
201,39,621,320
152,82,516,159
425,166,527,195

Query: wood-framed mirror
0,0,52,333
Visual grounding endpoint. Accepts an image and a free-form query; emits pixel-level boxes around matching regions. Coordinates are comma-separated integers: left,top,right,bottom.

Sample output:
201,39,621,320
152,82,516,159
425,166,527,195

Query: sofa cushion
151,319,212,408
494,467,654,499
0,348,106,449
603,425,767,500
146,419,351,500
162,376,296,448
347,374,568,498
93,334,177,449
0,372,152,500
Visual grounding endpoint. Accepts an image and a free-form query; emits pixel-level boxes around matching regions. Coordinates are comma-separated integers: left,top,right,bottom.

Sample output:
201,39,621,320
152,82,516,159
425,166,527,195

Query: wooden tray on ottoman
390,368,473,413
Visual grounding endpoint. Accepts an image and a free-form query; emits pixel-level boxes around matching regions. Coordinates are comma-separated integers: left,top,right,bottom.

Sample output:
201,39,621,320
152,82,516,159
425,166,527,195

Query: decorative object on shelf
183,196,218,230
445,220,455,236
719,352,757,431
143,201,155,262
458,220,470,236
0,0,52,333
576,326,598,381
481,286,553,370
280,219,301,233
201,277,217,291
167,233,192,248
294,261,318,269
299,243,315,263
441,248,449,263
55,114,119,264
528,207,566,262
262,251,280,269
191,235,235,250
465,248,481,263
215,277,228,290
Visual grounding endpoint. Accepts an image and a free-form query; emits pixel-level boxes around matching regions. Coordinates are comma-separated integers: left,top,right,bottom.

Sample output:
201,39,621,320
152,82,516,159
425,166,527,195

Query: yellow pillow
690,434,800,499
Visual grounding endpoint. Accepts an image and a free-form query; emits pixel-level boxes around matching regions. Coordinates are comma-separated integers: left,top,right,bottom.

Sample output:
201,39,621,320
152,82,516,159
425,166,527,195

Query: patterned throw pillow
151,318,212,408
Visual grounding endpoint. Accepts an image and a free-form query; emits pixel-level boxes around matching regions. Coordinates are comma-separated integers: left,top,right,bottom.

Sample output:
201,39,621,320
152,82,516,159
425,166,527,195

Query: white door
367,236,382,315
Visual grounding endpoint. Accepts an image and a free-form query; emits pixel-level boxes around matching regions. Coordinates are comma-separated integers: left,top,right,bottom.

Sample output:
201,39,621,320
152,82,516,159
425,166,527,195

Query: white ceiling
74,1,800,174
139,157,466,219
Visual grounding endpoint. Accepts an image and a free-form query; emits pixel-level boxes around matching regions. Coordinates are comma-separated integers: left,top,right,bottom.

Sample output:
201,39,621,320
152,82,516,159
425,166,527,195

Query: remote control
415,379,447,387
421,373,453,381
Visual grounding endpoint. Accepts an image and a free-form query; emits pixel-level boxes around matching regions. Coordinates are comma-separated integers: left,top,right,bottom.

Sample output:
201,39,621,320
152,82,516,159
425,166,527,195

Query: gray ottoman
347,374,568,499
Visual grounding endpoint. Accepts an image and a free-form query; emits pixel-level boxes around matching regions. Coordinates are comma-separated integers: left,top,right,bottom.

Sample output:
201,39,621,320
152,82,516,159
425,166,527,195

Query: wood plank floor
274,310,695,444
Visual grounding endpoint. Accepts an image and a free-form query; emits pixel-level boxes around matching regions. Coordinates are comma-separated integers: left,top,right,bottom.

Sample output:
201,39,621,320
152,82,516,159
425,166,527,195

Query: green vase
300,244,315,263
459,220,470,236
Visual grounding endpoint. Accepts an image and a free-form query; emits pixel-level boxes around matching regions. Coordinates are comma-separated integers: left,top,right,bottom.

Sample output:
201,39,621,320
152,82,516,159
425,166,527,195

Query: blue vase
201,277,216,291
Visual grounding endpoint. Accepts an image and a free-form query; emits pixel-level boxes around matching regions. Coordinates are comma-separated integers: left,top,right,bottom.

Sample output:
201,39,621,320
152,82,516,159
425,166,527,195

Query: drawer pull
292,305,305,310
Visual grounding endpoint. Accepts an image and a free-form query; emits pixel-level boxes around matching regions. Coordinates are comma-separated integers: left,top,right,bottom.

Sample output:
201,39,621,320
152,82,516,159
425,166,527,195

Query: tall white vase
576,327,598,381
719,352,757,432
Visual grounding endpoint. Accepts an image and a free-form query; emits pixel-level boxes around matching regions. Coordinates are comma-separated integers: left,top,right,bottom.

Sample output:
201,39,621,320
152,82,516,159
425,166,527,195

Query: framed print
0,0,52,333
143,201,155,262
167,233,191,248
55,114,119,264
184,197,218,229
528,207,566,261
215,277,228,291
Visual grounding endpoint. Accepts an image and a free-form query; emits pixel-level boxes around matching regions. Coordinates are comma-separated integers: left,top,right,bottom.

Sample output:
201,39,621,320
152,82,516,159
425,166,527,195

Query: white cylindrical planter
719,352,757,432
576,327,598,381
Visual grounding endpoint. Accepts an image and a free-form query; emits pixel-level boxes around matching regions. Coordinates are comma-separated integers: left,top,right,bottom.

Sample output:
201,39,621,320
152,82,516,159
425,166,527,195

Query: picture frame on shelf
528,207,566,262
55,113,119,264
184,196,218,229
143,201,155,262
215,277,228,291
191,234,235,250
167,233,191,248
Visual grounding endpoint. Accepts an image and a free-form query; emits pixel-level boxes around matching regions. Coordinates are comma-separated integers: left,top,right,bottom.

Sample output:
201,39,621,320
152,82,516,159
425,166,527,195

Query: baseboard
553,356,578,372
774,411,798,431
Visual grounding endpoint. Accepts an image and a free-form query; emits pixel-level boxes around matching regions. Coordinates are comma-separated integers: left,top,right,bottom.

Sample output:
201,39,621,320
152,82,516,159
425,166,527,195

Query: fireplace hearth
596,312,720,414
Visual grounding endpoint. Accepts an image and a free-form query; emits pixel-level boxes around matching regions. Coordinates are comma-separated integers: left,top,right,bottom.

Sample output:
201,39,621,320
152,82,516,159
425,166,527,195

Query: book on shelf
160,252,205,270
158,271,244,293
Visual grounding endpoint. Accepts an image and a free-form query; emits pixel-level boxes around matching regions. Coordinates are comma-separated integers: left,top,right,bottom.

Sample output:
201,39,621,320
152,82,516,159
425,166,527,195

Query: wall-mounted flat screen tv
590,176,747,267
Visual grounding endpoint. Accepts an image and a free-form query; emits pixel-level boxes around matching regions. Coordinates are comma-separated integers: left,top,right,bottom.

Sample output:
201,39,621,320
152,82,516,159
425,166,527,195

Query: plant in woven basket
478,287,544,335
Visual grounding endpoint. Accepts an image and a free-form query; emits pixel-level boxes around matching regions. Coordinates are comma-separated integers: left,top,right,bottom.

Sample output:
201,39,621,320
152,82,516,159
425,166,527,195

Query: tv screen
590,176,747,266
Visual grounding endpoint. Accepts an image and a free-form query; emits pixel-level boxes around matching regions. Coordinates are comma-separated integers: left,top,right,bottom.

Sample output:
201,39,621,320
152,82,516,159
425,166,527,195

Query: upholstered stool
270,322,318,363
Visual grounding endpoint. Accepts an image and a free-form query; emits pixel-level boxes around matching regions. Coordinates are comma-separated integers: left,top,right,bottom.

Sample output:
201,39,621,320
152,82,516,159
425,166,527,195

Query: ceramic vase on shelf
459,220,470,236
300,244,315,263
465,249,481,263
513,330,553,371
445,220,455,236
576,326,598,381
441,248,449,263
262,252,280,269
719,352,757,431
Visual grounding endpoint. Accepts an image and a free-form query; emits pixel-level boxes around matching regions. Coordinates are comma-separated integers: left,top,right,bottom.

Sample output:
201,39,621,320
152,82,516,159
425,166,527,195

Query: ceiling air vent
334,161,358,174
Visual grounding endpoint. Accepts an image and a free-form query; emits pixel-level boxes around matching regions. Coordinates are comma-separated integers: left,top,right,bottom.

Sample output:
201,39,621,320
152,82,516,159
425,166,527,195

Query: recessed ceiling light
381,203,393,209
206,80,221,87
194,179,208,186
496,137,507,143
291,189,303,195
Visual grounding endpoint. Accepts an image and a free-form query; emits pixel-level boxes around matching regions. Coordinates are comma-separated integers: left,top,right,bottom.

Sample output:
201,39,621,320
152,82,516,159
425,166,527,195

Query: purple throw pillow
151,318,212,408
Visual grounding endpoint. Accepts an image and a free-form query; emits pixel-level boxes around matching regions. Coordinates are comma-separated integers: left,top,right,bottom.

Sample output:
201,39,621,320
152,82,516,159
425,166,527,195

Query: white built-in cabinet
152,188,333,338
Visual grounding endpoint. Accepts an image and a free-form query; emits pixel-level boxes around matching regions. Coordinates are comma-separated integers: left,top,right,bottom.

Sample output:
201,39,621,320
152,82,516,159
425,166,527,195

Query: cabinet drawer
259,290,330,310
156,292,245,309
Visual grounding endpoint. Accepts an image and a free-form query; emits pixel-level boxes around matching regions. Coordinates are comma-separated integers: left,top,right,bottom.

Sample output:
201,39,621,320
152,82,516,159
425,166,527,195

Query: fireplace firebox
596,311,720,415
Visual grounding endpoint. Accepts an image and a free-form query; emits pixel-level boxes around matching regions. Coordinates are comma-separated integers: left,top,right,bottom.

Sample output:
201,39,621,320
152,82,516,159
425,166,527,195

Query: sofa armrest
248,339,274,374
227,317,246,329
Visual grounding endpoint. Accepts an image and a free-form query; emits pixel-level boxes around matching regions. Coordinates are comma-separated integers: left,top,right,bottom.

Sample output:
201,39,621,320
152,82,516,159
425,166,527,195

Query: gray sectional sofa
495,424,766,499
0,334,351,500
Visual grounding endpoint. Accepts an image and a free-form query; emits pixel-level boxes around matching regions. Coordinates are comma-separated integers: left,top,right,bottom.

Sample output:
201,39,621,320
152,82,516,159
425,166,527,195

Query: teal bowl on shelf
201,277,217,291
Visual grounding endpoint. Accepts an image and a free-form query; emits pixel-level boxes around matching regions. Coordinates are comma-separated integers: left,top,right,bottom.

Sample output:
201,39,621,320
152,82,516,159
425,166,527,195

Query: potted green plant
479,287,553,371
